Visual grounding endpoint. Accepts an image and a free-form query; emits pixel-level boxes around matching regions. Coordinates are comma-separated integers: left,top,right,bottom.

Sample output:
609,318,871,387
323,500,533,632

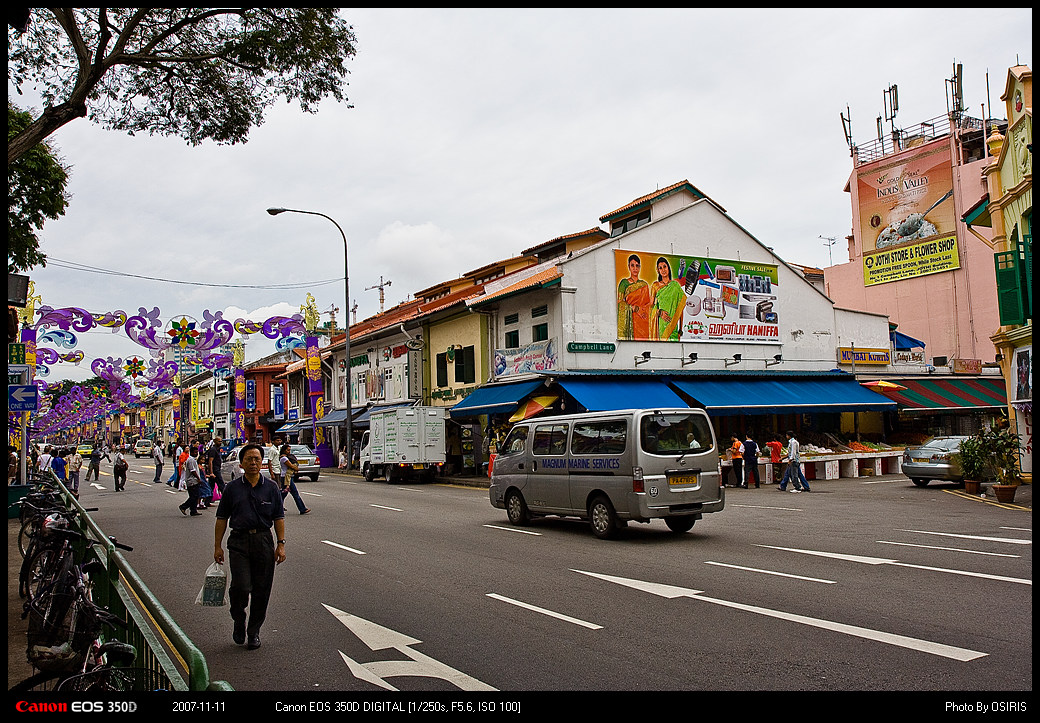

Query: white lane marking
733,504,803,511
486,593,603,630
324,605,497,692
483,524,542,536
322,540,366,555
572,570,987,662
300,490,322,497
370,504,402,511
1000,526,1031,532
759,545,1031,586
704,561,837,584
876,541,1021,558
900,529,1031,545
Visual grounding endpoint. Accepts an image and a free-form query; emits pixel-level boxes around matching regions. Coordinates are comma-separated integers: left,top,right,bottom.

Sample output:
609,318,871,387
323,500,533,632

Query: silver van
489,408,724,539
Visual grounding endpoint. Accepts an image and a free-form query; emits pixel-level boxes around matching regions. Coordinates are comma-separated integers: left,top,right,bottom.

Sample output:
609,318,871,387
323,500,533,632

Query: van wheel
665,516,696,533
911,478,929,487
505,490,530,525
589,496,618,539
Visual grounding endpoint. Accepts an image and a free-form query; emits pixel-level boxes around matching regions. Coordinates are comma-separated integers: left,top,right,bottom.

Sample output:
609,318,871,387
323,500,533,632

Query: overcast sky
14,7,1032,386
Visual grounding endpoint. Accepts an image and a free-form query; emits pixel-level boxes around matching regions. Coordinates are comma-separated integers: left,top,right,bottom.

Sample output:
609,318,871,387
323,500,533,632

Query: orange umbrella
860,380,907,391
509,395,559,423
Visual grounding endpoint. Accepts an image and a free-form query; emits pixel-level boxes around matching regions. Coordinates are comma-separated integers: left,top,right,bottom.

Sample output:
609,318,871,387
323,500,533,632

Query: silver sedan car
222,445,321,482
901,436,969,487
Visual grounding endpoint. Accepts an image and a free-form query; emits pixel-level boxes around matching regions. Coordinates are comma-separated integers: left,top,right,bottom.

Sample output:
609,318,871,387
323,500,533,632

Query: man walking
205,436,225,495
743,431,761,489
779,430,811,493
152,440,164,482
213,444,286,650
86,443,108,481
167,439,184,486
68,447,83,497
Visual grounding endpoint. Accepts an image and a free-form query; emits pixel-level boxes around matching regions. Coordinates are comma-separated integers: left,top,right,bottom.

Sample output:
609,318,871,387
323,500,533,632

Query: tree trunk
8,102,87,165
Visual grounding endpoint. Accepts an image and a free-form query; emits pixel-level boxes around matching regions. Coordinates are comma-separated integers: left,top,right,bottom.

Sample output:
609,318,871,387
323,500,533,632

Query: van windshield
640,413,714,455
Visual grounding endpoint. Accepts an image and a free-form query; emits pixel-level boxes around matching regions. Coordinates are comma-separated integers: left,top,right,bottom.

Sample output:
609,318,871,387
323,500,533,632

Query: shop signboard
952,358,982,375
614,250,779,344
855,139,960,286
838,347,891,365
494,339,558,376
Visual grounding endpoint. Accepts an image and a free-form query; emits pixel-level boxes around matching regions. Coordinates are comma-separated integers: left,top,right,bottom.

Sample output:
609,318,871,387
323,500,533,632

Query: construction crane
366,276,392,314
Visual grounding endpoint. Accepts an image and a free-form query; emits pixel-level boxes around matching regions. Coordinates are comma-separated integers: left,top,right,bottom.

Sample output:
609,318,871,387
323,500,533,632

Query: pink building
824,113,1004,366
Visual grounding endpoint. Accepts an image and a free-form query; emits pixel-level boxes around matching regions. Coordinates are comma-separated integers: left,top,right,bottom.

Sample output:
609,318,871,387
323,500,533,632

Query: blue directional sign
9,384,39,412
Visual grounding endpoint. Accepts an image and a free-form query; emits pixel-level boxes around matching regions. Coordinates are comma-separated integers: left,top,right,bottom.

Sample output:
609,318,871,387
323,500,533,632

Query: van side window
571,420,627,455
501,427,528,455
533,424,568,456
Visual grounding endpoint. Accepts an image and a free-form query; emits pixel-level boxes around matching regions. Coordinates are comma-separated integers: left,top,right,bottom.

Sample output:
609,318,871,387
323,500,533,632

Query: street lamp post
266,207,352,468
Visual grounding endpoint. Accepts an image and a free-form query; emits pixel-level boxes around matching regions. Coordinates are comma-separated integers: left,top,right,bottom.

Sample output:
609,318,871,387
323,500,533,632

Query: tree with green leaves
8,8,357,165
8,103,70,272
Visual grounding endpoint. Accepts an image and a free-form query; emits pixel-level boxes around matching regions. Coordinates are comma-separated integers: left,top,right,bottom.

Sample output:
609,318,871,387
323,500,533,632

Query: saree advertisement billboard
615,250,779,344
855,140,960,285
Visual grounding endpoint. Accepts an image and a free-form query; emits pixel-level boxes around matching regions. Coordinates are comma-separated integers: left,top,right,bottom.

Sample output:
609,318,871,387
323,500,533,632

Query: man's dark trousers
227,530,276,636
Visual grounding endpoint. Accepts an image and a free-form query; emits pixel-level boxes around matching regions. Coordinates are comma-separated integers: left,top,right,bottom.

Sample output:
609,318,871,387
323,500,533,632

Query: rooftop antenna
840,104,854,156
820,235,838,266
883,83,899,150
365,276,392,314
945,61,964,119
350,300,358,325
324,304,339,335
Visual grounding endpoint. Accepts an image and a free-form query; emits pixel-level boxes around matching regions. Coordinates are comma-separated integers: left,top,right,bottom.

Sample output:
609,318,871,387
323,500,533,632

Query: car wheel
665,516,696,533
911,478,930,487
588,495,618,539
505,490,529,525
308,475,318,482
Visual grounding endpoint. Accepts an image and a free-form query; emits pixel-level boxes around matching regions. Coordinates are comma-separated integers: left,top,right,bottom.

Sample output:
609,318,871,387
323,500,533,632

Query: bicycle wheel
19,515,43,558
56,667,172,692
9,670,63,692
22,546,60,603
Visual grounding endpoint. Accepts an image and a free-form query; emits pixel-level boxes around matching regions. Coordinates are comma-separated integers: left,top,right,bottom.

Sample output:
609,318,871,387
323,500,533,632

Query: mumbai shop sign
838,347,891,365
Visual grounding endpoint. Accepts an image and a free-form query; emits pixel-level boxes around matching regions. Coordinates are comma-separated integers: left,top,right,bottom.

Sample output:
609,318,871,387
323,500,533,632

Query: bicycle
12,536,138,692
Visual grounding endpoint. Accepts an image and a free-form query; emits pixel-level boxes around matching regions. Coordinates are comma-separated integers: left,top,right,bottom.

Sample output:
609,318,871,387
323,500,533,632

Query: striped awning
872,377,1007,413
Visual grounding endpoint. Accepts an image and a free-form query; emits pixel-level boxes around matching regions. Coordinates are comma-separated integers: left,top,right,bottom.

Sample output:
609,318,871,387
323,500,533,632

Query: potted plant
955,435,988,495
979,426,1023,503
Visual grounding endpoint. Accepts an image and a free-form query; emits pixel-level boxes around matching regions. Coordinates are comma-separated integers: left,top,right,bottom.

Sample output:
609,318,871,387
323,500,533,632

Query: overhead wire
45,256,342,290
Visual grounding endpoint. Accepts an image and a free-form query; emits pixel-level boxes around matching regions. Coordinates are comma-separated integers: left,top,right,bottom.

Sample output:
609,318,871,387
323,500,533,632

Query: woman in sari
617,254,651,340
650,257,685,341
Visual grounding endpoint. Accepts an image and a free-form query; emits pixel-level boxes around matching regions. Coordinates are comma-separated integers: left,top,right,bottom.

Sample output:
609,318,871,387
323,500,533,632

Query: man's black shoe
247,634,261,650
233,623,246,645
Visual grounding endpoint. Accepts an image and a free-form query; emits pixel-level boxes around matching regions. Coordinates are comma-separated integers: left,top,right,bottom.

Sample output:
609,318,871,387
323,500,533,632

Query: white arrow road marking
486,593,603,629
572,569,988,662
483,524,542,536
704,561,837,584
322,540,366,555
877,541,1021,558
324,605,497,692
90,483,105,491
899,529,1032,545
758,545,1032,585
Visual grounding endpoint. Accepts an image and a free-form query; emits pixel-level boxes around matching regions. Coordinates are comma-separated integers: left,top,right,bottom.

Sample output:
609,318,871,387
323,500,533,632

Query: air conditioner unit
932,356,948,366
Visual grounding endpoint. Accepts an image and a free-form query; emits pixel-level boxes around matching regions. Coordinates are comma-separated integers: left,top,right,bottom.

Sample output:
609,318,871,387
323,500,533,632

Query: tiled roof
599,179,717,222
521,228,608,257
467,266,562,307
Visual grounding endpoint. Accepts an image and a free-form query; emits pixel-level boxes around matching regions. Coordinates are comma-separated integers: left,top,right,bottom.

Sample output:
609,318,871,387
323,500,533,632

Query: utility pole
366,276,392,314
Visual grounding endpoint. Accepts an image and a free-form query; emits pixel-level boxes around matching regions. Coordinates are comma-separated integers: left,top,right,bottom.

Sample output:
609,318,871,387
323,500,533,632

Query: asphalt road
12,455,1032,705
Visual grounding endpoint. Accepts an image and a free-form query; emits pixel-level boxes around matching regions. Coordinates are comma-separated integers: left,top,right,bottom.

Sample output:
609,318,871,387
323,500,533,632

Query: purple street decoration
300,294,334,468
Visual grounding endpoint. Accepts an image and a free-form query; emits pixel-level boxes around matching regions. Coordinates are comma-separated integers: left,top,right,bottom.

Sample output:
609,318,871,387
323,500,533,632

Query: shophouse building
451,180,898,477
964,65,1032,479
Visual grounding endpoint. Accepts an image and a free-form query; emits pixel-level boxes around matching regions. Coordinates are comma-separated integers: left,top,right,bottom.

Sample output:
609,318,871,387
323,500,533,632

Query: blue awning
275,420,300,433
449,380,545,419
558,377,688,412
315,408,350,426
890,330,926,350
671,375,897,415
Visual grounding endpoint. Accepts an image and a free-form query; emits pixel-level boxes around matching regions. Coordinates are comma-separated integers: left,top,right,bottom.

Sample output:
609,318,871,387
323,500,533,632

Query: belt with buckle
231,528,264,535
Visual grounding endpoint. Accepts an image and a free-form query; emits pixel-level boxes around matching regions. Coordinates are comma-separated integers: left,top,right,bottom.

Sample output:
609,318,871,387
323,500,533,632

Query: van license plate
669,475,698,486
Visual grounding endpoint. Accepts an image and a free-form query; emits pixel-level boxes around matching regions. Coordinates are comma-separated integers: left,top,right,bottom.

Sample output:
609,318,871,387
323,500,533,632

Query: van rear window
640,413,714,454
570,420,627,455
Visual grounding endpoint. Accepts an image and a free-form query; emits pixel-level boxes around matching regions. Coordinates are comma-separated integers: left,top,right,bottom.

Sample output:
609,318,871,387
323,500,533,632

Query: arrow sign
9,384,38,412
572,569,987,661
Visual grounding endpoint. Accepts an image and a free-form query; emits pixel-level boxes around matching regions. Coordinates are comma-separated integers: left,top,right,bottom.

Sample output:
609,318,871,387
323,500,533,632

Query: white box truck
360,406,447,482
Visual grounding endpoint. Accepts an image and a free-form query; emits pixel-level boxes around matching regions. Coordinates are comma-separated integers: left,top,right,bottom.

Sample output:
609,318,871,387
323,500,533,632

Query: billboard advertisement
855,139,960,286
615,250,779,344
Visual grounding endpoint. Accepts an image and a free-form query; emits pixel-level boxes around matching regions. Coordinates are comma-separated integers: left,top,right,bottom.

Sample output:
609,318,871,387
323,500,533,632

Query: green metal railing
18,470,232,691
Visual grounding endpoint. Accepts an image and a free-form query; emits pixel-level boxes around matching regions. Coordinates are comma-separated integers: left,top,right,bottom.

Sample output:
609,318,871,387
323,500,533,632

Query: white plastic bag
195,562,227,606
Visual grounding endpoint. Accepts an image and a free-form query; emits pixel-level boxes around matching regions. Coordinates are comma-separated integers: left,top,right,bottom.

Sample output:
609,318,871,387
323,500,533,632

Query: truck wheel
363,464,374,482
665,516,696,533
589,495,618,539
506,490,530,525
384,466,395,483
